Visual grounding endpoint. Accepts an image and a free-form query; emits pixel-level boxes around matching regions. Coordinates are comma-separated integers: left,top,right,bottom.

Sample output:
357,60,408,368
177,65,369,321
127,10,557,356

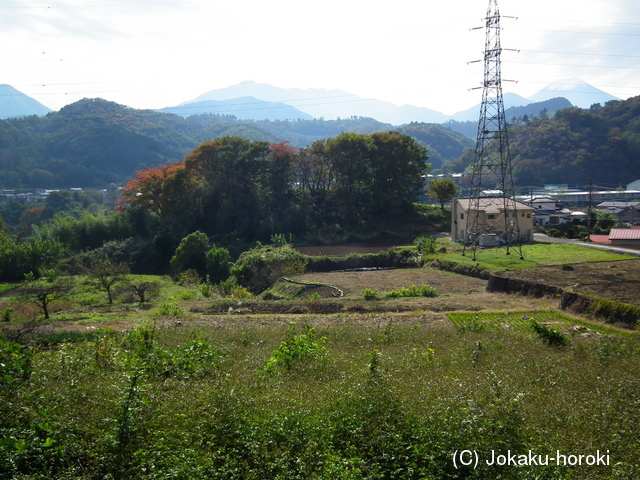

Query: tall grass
1,316,639,479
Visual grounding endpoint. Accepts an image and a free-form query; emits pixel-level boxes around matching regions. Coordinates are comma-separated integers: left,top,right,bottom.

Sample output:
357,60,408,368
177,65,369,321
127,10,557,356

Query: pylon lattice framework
463,0,523,260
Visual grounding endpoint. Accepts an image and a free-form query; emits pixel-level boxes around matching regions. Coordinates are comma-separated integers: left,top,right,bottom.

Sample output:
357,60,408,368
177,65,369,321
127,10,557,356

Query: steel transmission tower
463,0,523,260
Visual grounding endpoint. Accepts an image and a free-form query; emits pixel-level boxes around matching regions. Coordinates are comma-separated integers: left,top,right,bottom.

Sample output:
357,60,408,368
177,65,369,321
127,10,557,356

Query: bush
205,245,231,284
362,288,379,300
259,323,327,374
231,245,307,294
385,284,437,298
170,231,210,277
414,235,437,256
529,318,567,346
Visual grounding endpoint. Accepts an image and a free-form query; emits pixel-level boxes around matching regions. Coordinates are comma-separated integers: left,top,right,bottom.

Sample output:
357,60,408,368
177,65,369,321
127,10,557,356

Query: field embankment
486,259,640,328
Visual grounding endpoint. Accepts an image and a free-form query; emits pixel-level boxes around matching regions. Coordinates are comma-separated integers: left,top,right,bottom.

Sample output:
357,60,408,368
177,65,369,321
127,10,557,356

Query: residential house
595,201,640,225
526,196,576,226
451,197,535,245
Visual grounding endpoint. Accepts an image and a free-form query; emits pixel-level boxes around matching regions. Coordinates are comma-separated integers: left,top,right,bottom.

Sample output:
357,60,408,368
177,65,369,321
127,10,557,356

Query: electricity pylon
462,0,523,261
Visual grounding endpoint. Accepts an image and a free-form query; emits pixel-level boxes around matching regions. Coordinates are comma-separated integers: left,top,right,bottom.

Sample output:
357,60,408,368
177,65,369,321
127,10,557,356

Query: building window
487,214,495,220
460,213,464,220
527,213,531,218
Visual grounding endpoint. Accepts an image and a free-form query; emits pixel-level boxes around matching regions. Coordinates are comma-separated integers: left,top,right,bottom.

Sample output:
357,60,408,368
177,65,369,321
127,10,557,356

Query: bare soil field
202,266,560,318
492,258,640,306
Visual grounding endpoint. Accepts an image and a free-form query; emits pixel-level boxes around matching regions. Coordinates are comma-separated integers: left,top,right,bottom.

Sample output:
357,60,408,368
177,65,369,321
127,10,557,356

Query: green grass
448,310,637,337
0,284,19,294
437,241,636,271
2,317,639,479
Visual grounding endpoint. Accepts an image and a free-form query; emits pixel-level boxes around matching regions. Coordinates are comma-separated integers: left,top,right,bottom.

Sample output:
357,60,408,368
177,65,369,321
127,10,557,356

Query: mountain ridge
0,84,52,119
0,79,620,126
177,79,618,124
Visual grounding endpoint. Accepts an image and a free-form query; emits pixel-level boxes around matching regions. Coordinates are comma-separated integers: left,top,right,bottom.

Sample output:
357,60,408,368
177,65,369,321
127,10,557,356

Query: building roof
608,228,640,240
456,197,533,214
596,201,640,208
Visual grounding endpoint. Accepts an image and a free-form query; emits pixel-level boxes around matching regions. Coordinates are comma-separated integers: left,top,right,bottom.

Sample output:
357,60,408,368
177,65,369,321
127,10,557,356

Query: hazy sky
1,0,638,114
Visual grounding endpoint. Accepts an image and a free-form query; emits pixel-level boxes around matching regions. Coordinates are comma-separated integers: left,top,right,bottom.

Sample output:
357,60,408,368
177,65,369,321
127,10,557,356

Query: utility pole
463,0,523,261
587,179,593,235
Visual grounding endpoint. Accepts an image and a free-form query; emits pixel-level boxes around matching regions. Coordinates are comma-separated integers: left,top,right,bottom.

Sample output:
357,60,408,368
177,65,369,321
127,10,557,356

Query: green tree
205,245,231,284
428,177,457,208
368,131,430,216
84,256,130,304
170,231,210,278
326,132,375,225
20,275,72,320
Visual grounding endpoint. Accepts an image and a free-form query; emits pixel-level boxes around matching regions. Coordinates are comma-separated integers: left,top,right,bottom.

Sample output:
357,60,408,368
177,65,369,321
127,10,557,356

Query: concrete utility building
451,197,535,246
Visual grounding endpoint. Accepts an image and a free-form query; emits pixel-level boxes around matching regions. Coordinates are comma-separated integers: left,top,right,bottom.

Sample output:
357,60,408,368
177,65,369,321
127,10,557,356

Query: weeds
259,322,327,374
529,318,568,346
1,313,639,479
361,288,379,300
385,284,437,298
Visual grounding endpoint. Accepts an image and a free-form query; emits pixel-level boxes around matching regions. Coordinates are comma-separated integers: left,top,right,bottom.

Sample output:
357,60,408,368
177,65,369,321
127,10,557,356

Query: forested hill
0,98,471,189
3,95,640,190
444,96,640,187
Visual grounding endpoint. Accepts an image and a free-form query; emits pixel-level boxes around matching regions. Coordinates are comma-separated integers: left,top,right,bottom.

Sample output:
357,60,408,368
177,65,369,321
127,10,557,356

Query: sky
1,0,639,115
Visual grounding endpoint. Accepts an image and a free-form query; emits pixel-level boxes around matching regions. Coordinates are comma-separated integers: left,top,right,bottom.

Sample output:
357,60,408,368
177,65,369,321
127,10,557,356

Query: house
451,197,535,245
618,204,640,225
526,196,576,226
595,201,640,225
608,228,640,246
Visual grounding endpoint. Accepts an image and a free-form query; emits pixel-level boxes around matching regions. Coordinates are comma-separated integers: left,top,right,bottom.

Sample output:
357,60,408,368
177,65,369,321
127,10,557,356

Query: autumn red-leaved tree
117,162,184,213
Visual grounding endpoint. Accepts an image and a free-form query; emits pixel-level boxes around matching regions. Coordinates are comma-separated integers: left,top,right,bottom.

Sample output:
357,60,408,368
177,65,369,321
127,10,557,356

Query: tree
20,275,72,320
205,245,231,284
129,281,161,305
326,132,375,225
368,131,430,216
428,177,457,209
84,257,130,304
170,231,210,278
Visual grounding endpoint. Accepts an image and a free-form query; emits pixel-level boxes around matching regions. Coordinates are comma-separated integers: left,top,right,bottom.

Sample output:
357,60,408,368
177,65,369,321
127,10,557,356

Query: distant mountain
450,93,532,122
505,97,573,120
160,96,313,121
182,81,449,124
168,79,619,126
529,79,619,109
446,97,574,138
0,84,51,119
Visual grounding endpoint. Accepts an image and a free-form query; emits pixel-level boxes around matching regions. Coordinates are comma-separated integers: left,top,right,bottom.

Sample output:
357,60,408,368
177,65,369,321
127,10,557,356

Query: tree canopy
118,132,430,244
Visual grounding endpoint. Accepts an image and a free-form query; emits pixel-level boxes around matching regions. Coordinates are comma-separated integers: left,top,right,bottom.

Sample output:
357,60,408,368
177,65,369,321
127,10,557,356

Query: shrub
362,288,379,300
414,235,437,256
529,318,567,346
198,276,214,298
231,245,308,294
231,286,253,299
385,284,437,298
0,337,33,385
205,245,231,284
170,231,210,277
259,323,327,374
